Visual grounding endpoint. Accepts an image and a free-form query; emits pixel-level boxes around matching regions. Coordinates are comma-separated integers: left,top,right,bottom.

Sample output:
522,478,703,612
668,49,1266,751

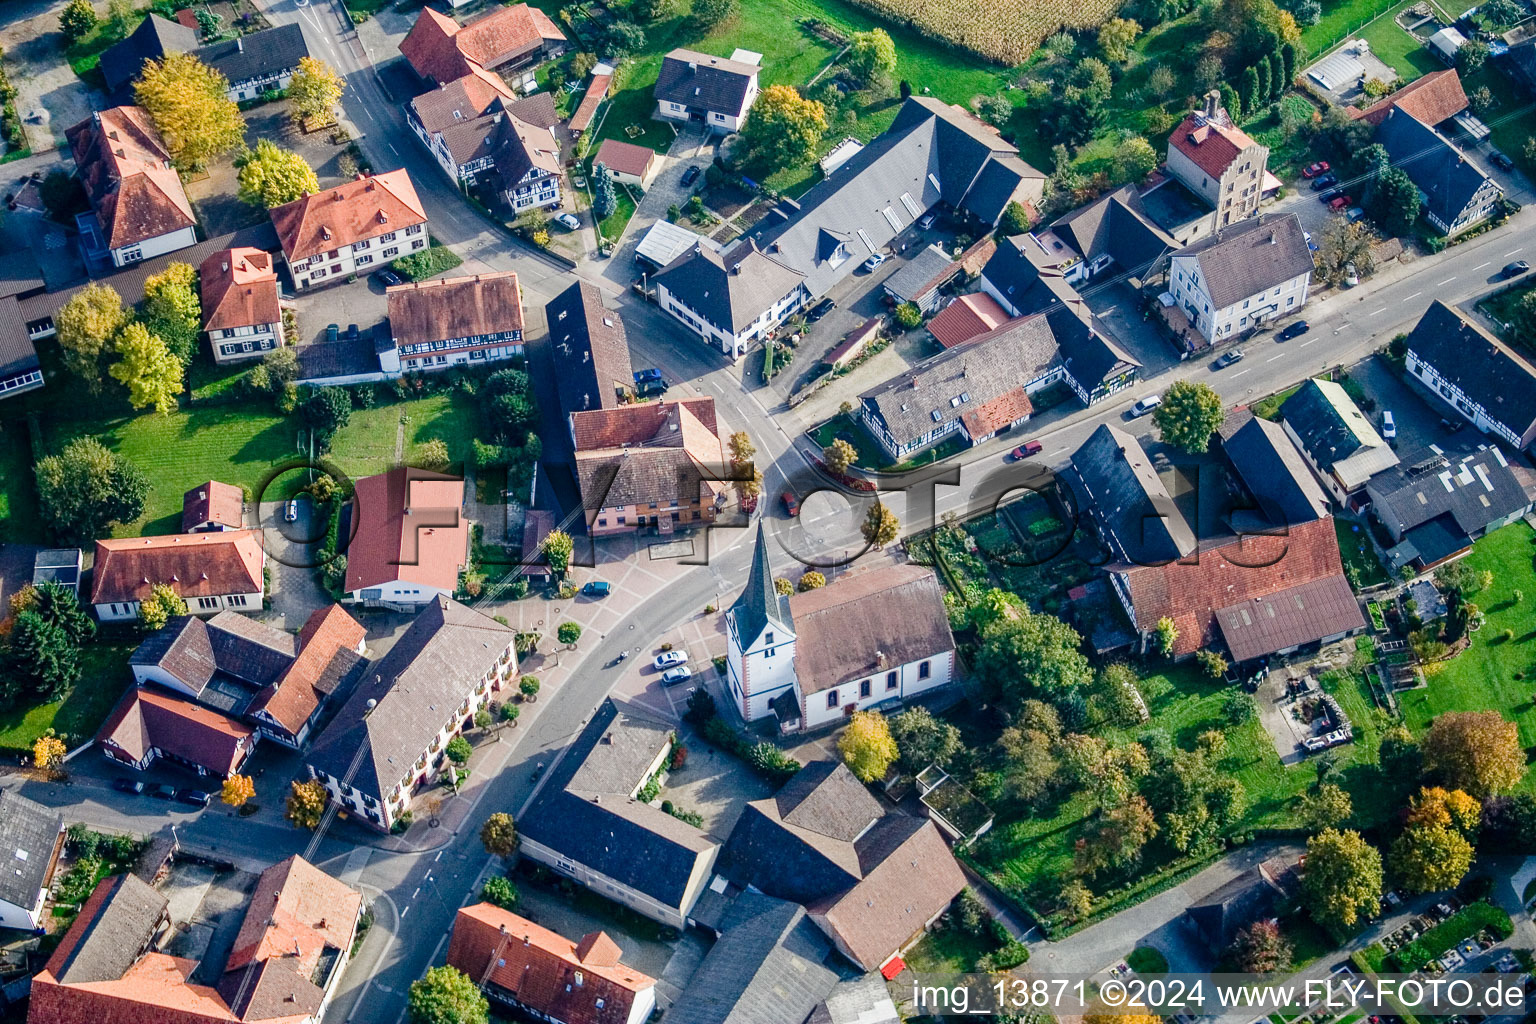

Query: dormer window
321,226,332,241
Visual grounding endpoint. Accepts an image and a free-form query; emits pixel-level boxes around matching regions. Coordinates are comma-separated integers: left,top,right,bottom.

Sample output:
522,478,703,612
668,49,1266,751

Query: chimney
1205,89,1221,118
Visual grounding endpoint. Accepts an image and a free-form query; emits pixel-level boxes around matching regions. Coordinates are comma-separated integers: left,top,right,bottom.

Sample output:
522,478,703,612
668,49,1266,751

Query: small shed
1429,26,1467,64
882,243,956,314
823,316,882,369
32,549,82,596
593,138,656,187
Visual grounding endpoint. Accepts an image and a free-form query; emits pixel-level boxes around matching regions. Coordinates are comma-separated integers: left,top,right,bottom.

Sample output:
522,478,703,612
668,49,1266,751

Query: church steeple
729,520,793,643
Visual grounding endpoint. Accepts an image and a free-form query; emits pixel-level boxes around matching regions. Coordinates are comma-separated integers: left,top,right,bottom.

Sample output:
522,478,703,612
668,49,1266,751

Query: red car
781,491,800,516
1009,441,1044,460
1302,160,1330,178
1329,195,1351,211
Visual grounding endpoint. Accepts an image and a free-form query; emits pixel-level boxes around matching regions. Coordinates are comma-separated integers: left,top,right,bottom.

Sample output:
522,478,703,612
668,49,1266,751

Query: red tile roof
344,468,468,594
181,480,245,532
960,385,1033,438
245,604,365,735
226,856,362,978
387,272,523,347
1353,68,1469,126
400,4,565,85
571,396,717,450
928,292,1014,348
1115,517,1362,659
571,398,726,511
1168,111,1260,181
65,106,195,251
269,169,426,262
98,688,254,777
90,531,265,607
568,71,612,133
592,138,654,179
199,248,280,333
447,902,654,1024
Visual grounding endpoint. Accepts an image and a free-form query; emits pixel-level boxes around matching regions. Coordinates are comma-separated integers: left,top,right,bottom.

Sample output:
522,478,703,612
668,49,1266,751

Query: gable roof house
269,169,428,290
518,698,721,930
343,467,469,608
399,4,567,87
99,686,258,778
1375,107,1502,236
182,481,246,533
653,49,762,133
1165,213,1312,349
306,597,514,832
1404,300,1536,450
1366,438,1536,571
98,14,196,96
66,106,197,269
1183,854,1298,952
1280,378,1400,508
447,903,658,1024
653,97,1044,360
1351,67,1469,126
880,243,957,315
926,291,1013,349
716,760,967,973
380,271,524,374
404,82,562,213
99,16,310,102
0,790,64,931
90,531,265,623
28,856,361,1024
571,397,726,536
1030,183,1178,286
547,280,633,423
1220,413,1332,529
1164,91,1273,230
200,248,282,364
593,138,657,187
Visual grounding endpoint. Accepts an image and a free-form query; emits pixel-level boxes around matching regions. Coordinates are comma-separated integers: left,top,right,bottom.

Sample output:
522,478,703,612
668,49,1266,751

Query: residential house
446,903,658,1024
1184,855,1299,953
32,549,83,596
98,686,258,778
343,467,469,607
486,95,564,213
518,698,721,929
1029,183,1178,285
572,398,727,536
1220,413,1333,530
979,233,1095,318
0,790,63,931
927,292,1013,348
67,107,197,268
127,604,367,748
593,138,656,187
380,271,525,373
653,48,761,133
634,218,719,271
405,81,562,210
306,597,514,831
881,243,955,314
1350,67,1469,126
1165,213,1312,347
1280,378,1400,509
726,523,955,731
1375,108,1503,236
652,97,1043,359
98,14,195,96
200,247,282,363
89,531,265,622
99,17,310,101
0,296,44,398
270,169,428,290
547,280,632,423
1367,438,1536,571
1165,91,1272,229
399,4,566,86
716,760,967,973
1404,300,1536,450
28,856,361,1024
1066,423,1198,567
182,480,245,532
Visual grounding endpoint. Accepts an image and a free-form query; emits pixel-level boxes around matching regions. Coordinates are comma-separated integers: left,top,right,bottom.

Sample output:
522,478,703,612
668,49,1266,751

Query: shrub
391,240,463,281
481,874,519,909
445,736,472,764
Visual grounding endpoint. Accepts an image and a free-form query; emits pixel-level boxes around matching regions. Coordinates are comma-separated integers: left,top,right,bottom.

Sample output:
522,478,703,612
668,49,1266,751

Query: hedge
392,239,463,281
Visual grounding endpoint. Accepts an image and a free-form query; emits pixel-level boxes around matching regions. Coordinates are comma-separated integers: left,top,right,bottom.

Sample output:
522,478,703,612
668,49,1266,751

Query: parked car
1503,260,1530,278
917,212,936,229
862,252,888,272
1347,207,1367,223
680,165,701,187
806,298,836,323
636,378,669,397
112,778,145,795
1009,440,1044,459
634,368,664,383
1127,394,1162,418
283,499,299,522
326,323,339,343
1304,231,1316,251
1440,417,1465,433
1344,262,1360,285
1278,320,1311,341
781,490,800,516
555,212,581,230
372,268,402,288
654,650,688,670
175,789,212,808
1302,161,1331,178
1214,348,1245,368
1491,151,1515,172
345,323,359,343
1380,410,1397,439
581,581,611,597
149,784,177,800
661,666,693,686
1317,186,1341,201
1328,195,1352,211
1311,174,1338,191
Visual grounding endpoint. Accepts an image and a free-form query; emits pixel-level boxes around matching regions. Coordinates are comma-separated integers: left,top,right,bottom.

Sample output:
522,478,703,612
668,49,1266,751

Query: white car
653,650,689,670
555,213,581,230
1380,410,1396,440
1128,394,1162,418
917,212,936,230
661,666,693,686
863,252,888,272
283,499,299,522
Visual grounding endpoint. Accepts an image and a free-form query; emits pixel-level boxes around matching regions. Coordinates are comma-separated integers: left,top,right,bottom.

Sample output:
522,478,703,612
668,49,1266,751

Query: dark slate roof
546,280,632,418
202,610,298,687
1406,300,1536,436
1185,869,1278,950
1509,37,1536,92
652,238,805,335
129,615,217,694
517,699,718,910
1367,436,1536,539
1172,212,1313,309
99,14,195,95
1221,414,1329,526
977,234,1092,319
881,244,953,303
1068,423,1197,564
728,521,793,648
50,874,167,984
665,892,838,1024
306,597,512,803
0,790,61,912
1048,184,1177,277
653,49,758,113
1057,308,1140,389
1400,513,1471,566
1215,573,1367,664
0,295,40,380
194,23,308,86
1281,378,1377,468
1375,108,1498,230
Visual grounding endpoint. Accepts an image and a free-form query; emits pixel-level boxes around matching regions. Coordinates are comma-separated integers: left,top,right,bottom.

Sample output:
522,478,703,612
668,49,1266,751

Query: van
1128,395,1162,418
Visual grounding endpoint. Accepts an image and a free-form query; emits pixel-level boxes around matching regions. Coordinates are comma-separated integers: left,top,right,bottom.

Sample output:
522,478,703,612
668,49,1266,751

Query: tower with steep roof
725,521,797,722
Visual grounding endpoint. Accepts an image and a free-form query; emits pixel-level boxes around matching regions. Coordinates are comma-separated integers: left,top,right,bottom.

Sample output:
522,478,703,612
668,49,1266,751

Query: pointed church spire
730,520,793,642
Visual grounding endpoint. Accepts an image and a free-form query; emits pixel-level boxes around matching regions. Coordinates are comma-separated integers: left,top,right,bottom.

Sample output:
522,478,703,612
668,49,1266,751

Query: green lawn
596,184,638,246
1244,95,1322,180
1301,0,1444,64
1461,63,1536,180
0,641,135,753
1355,0,1444,82
904,921,997,972
1481,282,1535,353
0,418,42,543
1398,523,1536,790
1336,516,1390,588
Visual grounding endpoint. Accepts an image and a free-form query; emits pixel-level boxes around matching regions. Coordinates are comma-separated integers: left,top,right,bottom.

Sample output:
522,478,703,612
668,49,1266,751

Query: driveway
0,0,104,153
1083,281,1182,374
600,125,708,286
257,498,331,629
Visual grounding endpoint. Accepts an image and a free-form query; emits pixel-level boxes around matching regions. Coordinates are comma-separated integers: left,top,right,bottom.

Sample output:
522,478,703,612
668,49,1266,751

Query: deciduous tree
845,28,897,85
298,385,351,451
740,85,827,172
889,706,961,771
1301,781,1353,831
480,812,518,856
861,501,899,548
1456,39,1489,76
1392,823,1474,892
288,56,344,125
1098,17,1141,62
1422,711,1524,797
222,774,255,807
237,139,321,208
137,582,188,632
35,436,148,544
690,0,737,30
1300,827,1382,930
1075,795,1158,876
1406,785,1481,835
285,779,328,829
55,283,127,389
32,734,67,770
1372,166,1421,237
1153,380,1225,453
823,438,856,475
556,621,582,646
480,874,518,909
135,52,245,170
543,529,573,575
140,262,201,365
408,966,488,1024
110,321,184,415
797,571,825,591
838,710,899,782
59,0,97,43
1114,136,1158,184
1230,919,1293,972
974,606,1093,707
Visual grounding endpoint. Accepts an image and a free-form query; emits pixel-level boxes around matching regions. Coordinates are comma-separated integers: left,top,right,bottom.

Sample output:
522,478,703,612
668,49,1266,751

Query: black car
1503,260,1530,278
112,778,145,795
346,323,359,343
1316,187,1340,202
372,268,403,288
1491,151,1515,172
680,165,701,187
175,789,212,808
805,298,836,323
1310,173,1338,191
149,784,177,800
636,378,669,397
1277,320,1311,341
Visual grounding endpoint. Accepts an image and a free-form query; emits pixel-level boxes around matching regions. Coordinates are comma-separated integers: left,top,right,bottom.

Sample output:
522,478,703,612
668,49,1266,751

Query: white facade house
655,273,805,360
1165,214,1312,345
270,169,429,291
1403,300,1536,451
652,48,761,133
0,790,63,932
89,531,265,623
66,107,198,270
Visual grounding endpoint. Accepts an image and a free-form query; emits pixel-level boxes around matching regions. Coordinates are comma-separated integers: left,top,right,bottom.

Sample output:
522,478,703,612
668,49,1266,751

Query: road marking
433,850,442,863
1405,292,1421,299
1231,369,1250,378
1299,338,1317,348
400,905,410,919
1266,354,1285,362
1370,307,1387,315
1508,248,1524,256
1474,262,1490,271
1436,278,1455,286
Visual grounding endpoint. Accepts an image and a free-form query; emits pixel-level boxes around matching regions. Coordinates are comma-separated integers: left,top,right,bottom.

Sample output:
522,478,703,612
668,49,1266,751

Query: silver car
653,650,688,670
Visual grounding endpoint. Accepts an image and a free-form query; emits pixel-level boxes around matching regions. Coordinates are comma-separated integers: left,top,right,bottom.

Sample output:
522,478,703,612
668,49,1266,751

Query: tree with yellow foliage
287,56,344,126
285,779,328,829
32,734,66,771
838,710,898,782
222,774,256,808
110,321,184,415
135,52,245,170
1406,786,1481,836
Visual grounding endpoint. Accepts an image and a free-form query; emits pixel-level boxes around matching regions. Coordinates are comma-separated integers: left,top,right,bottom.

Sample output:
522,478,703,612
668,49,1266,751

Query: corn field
844,0,1122,63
